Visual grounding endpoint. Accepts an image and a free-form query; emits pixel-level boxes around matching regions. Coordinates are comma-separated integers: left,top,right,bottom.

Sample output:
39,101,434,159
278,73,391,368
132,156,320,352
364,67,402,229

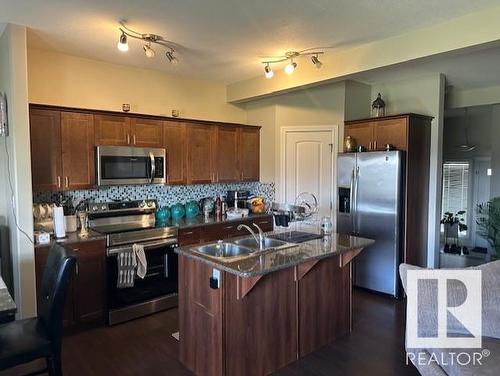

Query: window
441,162,470,236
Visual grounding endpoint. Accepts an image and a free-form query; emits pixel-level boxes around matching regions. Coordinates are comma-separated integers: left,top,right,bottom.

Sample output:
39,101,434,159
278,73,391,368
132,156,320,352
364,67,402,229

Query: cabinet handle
374,140,377,150
183,231,194,236
127,134,130,144
133,135,136,145
57,176,61,188
369,141,372,150
223,226,234,229
166,175,169,185
75,263,79,275
65,176,69,188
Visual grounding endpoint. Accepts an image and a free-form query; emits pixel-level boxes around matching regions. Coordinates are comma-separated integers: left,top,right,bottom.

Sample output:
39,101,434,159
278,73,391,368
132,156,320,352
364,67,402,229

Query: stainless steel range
88,200,178,326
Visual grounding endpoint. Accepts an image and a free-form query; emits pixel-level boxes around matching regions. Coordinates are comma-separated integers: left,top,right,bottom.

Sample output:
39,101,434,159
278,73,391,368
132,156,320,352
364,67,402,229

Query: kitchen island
176,228,373,376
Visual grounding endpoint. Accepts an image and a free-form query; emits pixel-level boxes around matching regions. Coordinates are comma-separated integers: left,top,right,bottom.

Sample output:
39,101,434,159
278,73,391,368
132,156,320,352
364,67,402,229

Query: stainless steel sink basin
194,242,253,258
232,237,290,250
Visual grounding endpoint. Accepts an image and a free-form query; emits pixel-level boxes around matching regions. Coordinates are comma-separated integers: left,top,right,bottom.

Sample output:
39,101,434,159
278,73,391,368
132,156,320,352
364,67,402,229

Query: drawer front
249,216,274,232
179,227,202,246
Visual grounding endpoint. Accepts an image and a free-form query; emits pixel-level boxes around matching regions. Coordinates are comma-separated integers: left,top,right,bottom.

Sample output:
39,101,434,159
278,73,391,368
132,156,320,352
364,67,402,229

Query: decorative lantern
372,93,386,117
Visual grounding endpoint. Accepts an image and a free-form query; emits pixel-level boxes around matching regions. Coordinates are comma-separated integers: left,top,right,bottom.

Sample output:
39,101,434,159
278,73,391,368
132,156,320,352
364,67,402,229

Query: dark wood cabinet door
30,109,63,191
179,255,223,376
186,124,215,184
61,112,95,190
214,126,239,183
297,256,351,357
71,241,106,323
35,246,75,328
131,118,163,147
164,121,187,185
345,122,374,151
373,118,408,151
239,127,260,182
94,114,131,146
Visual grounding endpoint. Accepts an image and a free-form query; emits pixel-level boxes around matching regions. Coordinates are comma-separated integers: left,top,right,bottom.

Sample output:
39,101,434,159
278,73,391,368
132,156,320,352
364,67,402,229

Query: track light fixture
143,43,155,58
262,49,324,78
264,63,274,79
117,21,178,64
311,54,322,69
284,60,297,75
117,32,128,52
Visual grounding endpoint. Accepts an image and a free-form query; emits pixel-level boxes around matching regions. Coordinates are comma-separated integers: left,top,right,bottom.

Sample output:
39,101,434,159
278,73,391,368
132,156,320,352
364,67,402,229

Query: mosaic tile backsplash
33,182,275,207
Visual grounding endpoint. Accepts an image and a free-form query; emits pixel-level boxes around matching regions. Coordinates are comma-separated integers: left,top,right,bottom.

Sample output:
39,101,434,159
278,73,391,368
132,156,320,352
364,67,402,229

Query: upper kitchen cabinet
344,114,431,152
344,121,374,151
214,125,240,183
30,109,63,191
186,123,215,184
164,121,187,185
239,127,260,182
130,118,163,148
94,114,131,146
30,108,96,191
61,112,95,190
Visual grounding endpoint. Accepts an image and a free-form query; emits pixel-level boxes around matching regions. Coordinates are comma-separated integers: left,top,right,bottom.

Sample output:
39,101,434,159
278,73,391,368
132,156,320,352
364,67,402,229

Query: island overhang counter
176,230,374,376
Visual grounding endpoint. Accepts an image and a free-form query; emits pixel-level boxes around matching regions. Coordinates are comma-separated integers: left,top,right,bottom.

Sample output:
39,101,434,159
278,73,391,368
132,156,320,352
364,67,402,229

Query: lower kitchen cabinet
35,240,106,327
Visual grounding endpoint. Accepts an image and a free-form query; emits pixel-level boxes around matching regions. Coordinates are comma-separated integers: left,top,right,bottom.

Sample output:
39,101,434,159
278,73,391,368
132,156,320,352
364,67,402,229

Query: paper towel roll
53,206,66,239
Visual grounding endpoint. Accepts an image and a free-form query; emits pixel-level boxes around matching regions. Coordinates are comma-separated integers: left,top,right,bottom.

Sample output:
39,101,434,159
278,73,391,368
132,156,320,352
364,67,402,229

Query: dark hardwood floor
1,289,418,376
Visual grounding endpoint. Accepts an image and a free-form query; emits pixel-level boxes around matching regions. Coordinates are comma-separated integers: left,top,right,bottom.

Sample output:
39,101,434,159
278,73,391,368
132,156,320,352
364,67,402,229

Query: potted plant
476,197,500,258
441,211,467,253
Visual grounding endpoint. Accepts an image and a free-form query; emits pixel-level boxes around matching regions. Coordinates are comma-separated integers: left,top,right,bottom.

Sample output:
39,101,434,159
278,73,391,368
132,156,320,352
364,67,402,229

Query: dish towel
117,250,136,288
133,244,147,279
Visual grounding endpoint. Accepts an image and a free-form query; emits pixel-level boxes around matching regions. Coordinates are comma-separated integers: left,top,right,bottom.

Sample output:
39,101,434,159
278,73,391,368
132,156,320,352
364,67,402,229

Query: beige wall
371,74,446,267
27,48,246,123
0,24,36,318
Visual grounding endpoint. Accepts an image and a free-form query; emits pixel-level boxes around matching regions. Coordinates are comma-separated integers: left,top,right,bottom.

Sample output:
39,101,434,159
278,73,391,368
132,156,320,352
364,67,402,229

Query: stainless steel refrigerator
337,151,403,297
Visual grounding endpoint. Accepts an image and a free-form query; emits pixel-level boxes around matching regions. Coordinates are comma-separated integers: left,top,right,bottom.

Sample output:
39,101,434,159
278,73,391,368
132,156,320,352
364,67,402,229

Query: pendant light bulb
143,43,155,58
311,55,322,69
117,32,128,52
284,60,297,75
264,64,274,79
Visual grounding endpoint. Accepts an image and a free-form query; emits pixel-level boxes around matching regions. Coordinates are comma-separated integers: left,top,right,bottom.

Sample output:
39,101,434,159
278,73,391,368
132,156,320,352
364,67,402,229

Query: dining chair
0,243,76,375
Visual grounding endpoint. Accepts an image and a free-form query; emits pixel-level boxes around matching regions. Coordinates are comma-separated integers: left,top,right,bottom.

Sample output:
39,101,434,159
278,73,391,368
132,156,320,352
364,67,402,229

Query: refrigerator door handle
354,166,360,235
350,168,355,234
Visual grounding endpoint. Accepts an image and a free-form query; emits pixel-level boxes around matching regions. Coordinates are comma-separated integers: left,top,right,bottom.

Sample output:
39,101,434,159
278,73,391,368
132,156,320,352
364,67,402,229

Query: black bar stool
0,243,76,375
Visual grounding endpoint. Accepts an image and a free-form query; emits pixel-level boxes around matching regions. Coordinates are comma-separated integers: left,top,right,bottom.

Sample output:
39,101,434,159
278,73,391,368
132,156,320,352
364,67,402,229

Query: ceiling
355,44,500,91
1,0,499,84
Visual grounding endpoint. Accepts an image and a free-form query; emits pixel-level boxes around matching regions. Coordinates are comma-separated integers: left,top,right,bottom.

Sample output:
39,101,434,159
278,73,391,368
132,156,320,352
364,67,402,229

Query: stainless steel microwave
96,146,166,186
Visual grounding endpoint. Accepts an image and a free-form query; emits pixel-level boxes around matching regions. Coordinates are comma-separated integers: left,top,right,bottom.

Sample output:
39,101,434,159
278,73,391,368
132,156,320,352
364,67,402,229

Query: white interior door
281,127,336,219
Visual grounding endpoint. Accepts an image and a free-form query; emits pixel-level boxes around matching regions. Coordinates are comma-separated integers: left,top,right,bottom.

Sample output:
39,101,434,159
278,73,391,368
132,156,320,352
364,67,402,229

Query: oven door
106,239,178,310
97,146,166,186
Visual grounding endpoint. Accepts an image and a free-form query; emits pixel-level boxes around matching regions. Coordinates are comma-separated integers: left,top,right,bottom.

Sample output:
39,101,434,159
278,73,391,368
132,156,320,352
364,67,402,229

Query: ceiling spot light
117,32,128,52
284,61,297,75
165,50,178,65
311,54,322,69
264,64,274,78
143,43,155,58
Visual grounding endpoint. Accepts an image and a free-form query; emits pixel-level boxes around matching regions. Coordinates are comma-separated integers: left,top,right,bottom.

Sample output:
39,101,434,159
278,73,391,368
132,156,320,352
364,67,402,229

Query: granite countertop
0,275,16,318
159,213,272,230
176,226,374,277
34,229,106,249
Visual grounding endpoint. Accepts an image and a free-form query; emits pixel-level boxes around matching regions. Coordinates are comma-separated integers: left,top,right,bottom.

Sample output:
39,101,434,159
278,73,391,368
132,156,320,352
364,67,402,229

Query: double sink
193,236,294,260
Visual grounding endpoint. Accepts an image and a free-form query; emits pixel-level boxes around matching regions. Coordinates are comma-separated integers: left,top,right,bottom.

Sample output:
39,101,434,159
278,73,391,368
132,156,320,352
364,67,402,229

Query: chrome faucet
237,224,265,250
